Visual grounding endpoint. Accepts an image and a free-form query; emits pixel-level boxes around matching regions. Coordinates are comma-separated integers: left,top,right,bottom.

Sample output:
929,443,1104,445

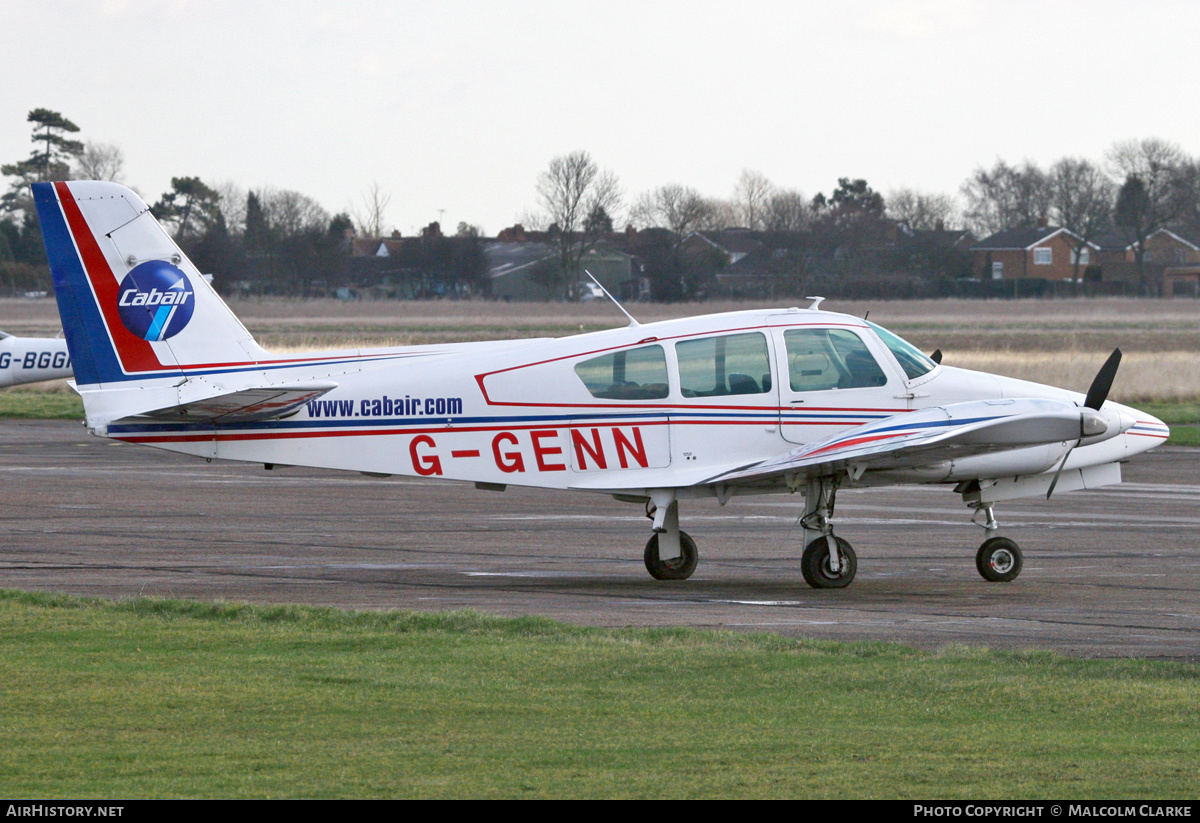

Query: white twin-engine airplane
34,180,1169,589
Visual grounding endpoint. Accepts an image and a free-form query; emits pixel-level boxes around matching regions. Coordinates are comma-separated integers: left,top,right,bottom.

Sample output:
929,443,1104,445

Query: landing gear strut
800,476,857,589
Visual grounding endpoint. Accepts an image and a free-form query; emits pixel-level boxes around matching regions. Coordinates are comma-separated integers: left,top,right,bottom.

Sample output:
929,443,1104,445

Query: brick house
970,225,1089,281
1091,228,1200,294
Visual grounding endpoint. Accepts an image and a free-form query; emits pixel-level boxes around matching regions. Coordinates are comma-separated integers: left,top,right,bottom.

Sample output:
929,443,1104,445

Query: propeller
1083,348,1121,411
1046,348,1122,499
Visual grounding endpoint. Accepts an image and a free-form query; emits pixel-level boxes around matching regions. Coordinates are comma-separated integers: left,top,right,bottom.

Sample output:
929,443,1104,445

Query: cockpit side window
867,321,937,380
574,344,669,400
675,332,771,397
783,328,887,392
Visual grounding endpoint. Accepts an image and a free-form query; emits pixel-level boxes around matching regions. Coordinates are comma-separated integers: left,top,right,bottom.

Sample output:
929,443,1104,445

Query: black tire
801,535,857,589
976,536,1023,582
643,531,698,580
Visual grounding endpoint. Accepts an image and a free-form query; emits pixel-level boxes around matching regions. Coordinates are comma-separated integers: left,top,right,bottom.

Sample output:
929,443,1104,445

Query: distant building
970,224,1086,282
1091,227,1200,295
484,241,556,300
484,241,638,301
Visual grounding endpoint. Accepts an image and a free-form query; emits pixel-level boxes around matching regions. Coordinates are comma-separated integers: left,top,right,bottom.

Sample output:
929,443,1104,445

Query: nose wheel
976,536,1023,582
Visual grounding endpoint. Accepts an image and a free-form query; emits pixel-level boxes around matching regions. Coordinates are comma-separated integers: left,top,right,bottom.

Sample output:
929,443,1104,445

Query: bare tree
1048,158,1114,285
259,187,331,236
732,169,775,230
631,184,713,236
961,160,1052,236
73,141,125,182
353,181,392,238
697,197,737,231
762,189,813,232
212,181,248,237
887,188,959,231
535,150,622,298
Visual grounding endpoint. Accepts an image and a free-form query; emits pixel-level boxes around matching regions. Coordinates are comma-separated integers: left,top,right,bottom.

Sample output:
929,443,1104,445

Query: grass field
1,590,1196,800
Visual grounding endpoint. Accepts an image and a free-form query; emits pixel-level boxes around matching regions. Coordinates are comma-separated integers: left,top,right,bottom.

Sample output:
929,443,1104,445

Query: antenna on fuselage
585,269,639,327
806,296,825,311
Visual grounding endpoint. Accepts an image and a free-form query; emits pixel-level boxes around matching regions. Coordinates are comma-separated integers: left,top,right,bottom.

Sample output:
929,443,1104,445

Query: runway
3,420,1198,659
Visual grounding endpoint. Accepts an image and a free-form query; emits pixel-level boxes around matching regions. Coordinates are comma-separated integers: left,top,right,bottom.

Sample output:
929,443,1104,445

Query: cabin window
574,344,669,400
676,332,771,397
867,321,937,380
783,328,887,392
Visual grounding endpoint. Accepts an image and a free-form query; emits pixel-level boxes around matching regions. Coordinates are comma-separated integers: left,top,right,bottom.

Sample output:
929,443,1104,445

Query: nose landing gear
970,503,1023,582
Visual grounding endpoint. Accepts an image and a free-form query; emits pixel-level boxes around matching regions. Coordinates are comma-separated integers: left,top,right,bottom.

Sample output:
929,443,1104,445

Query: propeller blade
931,349,942,364
1083,348,1121,410
1046,444,1075,499
1052,348,1122,499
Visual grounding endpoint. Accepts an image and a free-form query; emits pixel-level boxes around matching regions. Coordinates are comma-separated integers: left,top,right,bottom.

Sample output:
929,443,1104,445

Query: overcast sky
4,0,1199,236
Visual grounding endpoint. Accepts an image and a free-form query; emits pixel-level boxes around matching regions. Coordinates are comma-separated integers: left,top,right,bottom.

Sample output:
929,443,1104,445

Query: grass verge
0,388,82,419
0,590,1195,799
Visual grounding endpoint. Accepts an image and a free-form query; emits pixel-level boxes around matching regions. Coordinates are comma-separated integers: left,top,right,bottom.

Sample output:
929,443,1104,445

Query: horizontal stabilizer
141,382,337,424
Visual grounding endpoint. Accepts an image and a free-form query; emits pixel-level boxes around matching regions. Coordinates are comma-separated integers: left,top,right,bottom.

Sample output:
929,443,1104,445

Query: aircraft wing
141,381,338,424
707,398,1104,485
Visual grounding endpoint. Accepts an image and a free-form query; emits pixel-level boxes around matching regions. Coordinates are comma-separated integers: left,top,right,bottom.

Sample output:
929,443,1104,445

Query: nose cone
1115,403,1170,453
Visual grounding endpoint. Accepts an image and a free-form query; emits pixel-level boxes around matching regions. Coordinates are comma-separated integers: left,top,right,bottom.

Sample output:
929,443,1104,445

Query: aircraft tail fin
32,180,267,390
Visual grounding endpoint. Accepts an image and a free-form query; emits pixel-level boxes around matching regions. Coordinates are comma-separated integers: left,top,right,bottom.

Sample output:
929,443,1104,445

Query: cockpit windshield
867,321,937,380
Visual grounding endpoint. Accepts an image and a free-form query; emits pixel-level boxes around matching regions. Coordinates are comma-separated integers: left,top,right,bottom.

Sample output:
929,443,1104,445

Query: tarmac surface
3,420,1198,660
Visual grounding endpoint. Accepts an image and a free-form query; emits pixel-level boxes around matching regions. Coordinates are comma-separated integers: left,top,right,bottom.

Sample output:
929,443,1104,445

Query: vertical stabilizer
33,180,267,389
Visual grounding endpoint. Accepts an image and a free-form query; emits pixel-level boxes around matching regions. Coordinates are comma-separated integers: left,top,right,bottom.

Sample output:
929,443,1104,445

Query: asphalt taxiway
3,420,1197,659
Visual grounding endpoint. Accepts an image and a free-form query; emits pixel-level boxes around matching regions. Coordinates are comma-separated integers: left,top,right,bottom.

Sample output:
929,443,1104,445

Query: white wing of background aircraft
32,180,1169,588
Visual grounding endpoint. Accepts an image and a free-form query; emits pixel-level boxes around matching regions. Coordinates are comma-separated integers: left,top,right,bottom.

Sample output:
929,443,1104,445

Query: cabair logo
116,260,195,341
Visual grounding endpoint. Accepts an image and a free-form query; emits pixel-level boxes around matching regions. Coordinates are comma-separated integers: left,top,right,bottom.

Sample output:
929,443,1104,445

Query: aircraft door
771,325,906,445
670,330,781,466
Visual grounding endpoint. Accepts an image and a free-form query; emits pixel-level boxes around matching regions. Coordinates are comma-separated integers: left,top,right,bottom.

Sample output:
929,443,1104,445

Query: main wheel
801,535,857,589
976,536,1023,582
643,532,698,580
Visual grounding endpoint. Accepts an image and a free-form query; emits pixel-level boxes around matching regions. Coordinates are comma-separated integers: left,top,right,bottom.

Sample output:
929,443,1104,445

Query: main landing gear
799,476,857,589
637,484,1024,587
640,481,858,587
642,494,698,580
